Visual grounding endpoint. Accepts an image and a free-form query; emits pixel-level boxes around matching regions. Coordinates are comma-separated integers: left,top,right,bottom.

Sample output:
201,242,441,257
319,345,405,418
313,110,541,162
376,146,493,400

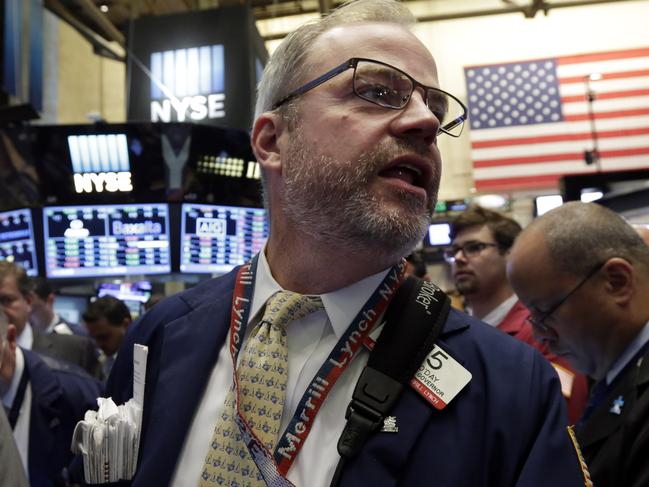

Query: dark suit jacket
21,349,103,486
106,270,588,486
32,329,100,378
53,316,89,337
498,299,589,424
577,346,649,487
0,402,28,487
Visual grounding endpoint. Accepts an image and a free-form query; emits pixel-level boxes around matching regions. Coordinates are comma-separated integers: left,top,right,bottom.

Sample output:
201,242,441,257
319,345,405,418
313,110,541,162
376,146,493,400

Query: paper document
71,344,148,483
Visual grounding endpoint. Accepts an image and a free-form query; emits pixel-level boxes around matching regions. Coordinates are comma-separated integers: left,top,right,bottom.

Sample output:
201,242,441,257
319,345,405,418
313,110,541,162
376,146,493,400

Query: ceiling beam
70,0,126,46
44,0,125,60
259,0,642,40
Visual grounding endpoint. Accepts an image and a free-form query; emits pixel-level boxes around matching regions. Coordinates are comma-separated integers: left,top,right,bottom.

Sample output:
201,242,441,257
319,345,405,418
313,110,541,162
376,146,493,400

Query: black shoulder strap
332,276,450,481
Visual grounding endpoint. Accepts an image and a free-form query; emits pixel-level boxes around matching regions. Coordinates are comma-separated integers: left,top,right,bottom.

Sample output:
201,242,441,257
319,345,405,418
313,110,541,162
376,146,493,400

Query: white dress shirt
2,347,31,479
172,252,390,487
16,323,33,350
606,320,649,385
46,314,74,335
477,294,518,328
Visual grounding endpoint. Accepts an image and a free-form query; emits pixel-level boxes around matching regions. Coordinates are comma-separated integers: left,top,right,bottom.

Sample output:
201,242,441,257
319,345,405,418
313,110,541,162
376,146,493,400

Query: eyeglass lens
444,242,493,262
352,60,465,136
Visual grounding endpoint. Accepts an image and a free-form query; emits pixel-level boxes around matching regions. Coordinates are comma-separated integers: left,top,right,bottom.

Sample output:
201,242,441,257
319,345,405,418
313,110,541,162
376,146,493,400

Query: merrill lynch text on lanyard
228,255,407,485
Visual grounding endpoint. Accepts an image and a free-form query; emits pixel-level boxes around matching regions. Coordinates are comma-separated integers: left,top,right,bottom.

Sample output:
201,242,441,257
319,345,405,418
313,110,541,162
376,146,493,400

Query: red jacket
498,299,589,424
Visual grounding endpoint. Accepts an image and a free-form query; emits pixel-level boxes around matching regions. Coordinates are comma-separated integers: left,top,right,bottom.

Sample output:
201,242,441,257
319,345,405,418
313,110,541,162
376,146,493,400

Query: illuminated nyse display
44,204,170,278
0,209,38,276
181,203,268,274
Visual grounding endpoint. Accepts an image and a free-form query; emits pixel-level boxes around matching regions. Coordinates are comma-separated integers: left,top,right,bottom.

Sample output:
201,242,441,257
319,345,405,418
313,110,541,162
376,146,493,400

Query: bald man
508,202,649,487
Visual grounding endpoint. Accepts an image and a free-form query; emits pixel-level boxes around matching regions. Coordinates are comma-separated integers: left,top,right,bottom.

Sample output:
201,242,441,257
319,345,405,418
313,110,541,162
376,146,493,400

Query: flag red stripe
560,68,649,84
475,174,562,191
564,107,649,121
557,48,649,65
471,127,649,149
562,88,649,103
474,146,649,168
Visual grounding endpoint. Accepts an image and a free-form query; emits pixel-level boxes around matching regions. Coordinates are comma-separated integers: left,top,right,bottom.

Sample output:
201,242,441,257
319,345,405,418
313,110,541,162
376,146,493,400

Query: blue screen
180,203,268,274
0,208,38,276
43,203,171,278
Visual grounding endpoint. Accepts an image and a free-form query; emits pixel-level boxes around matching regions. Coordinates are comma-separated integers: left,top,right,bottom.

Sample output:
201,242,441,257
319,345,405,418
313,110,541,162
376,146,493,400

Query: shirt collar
606,320,649,385
44,313,60,334
16,323,33,350
252,250,391,339
479,293,518,327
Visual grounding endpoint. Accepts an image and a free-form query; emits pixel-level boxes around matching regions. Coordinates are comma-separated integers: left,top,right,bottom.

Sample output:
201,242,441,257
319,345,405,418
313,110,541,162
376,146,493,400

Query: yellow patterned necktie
200,291,324,486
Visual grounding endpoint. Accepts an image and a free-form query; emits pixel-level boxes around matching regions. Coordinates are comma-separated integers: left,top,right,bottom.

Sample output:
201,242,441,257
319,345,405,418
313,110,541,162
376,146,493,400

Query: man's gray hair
254,0,416,120
529,202,649,275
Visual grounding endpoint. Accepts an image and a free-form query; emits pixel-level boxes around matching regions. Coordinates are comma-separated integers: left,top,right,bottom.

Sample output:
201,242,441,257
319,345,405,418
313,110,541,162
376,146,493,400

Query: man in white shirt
0,308,102,485
100,1,589,485
446,205,588,423
29,277,88,336
0,262,99,377
508,201,649,487
82,296,132,381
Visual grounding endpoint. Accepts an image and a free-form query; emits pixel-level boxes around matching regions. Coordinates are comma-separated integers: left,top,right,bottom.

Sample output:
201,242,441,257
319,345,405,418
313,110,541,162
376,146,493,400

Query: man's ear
251,113,284,173
122,318,131,330
603,257,634,305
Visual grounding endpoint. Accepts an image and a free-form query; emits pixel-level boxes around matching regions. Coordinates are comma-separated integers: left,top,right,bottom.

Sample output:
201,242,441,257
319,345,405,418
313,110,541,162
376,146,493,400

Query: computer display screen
96,280,152,303
425,222,452,247
0,208,38,276
534,194,564,217
180,203,267,274
43,203,171,278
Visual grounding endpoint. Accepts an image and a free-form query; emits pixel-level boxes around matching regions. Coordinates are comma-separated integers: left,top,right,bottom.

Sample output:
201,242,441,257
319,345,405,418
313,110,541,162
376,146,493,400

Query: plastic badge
410,344,471,410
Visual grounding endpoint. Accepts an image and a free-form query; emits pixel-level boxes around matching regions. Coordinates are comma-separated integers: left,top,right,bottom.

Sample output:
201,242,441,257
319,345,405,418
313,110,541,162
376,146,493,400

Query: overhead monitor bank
43,203,171,278
180,203,268,274
0,208,39,276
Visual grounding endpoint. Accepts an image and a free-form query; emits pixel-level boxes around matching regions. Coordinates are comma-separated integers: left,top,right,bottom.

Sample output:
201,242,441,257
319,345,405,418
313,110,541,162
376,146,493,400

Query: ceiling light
100,4,109,13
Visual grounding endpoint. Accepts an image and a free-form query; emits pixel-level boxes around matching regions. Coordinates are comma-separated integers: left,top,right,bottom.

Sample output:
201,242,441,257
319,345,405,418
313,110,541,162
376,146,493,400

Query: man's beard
280,128,438,259
455,278,479,296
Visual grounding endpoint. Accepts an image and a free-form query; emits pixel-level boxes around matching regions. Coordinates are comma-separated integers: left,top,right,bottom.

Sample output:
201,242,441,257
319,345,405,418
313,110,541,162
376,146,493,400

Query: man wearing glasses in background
103,0,588,485
508,202,649,487
445,206,589,424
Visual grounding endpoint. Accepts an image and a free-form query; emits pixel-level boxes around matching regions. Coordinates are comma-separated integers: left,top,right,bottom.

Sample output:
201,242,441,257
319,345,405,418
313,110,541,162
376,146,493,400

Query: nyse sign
150,45,225,122
74,172,133,193
151,93,225,122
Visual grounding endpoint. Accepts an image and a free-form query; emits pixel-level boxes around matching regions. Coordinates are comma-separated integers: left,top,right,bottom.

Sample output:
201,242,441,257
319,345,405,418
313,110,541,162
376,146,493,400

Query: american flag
464,47,649,192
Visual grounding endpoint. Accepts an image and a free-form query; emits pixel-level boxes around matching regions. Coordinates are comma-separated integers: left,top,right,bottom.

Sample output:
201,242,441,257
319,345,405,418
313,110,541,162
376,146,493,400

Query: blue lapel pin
609,395,624,415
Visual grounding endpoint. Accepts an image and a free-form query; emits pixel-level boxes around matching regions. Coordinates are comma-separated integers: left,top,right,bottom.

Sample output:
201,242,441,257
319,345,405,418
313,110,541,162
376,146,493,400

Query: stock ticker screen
43,203,171,278
0,208,38,276
180,203,268,274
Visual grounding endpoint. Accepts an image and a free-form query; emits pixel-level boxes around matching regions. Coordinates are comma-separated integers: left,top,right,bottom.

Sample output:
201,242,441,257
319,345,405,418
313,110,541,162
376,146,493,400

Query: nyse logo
68,134,133,194
196,217,226,238
73,172,133,193
150,45,225,122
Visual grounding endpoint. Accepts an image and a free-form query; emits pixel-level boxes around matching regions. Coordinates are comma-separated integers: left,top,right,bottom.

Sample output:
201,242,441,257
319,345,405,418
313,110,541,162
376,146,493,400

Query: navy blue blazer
107,270,587,486
577,345,649,486
22,349,103,486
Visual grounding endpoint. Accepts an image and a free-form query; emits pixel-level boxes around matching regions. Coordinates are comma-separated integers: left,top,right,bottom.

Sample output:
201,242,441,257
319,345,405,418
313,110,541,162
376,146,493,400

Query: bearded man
99,1,589,485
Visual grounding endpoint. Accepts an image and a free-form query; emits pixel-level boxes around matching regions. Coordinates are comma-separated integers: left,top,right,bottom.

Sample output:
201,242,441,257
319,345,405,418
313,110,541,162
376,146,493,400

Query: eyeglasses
443,241,498,263
272,58,468,137
526,262,605,333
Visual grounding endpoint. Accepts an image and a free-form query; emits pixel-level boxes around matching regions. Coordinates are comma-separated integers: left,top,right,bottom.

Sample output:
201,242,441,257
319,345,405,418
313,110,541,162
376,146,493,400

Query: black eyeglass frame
443,241,499,264
271,57,468,137
526,261,606,333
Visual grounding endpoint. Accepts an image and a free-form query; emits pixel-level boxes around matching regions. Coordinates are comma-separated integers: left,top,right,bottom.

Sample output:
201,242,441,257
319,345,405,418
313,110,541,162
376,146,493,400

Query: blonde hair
254,0,416,119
